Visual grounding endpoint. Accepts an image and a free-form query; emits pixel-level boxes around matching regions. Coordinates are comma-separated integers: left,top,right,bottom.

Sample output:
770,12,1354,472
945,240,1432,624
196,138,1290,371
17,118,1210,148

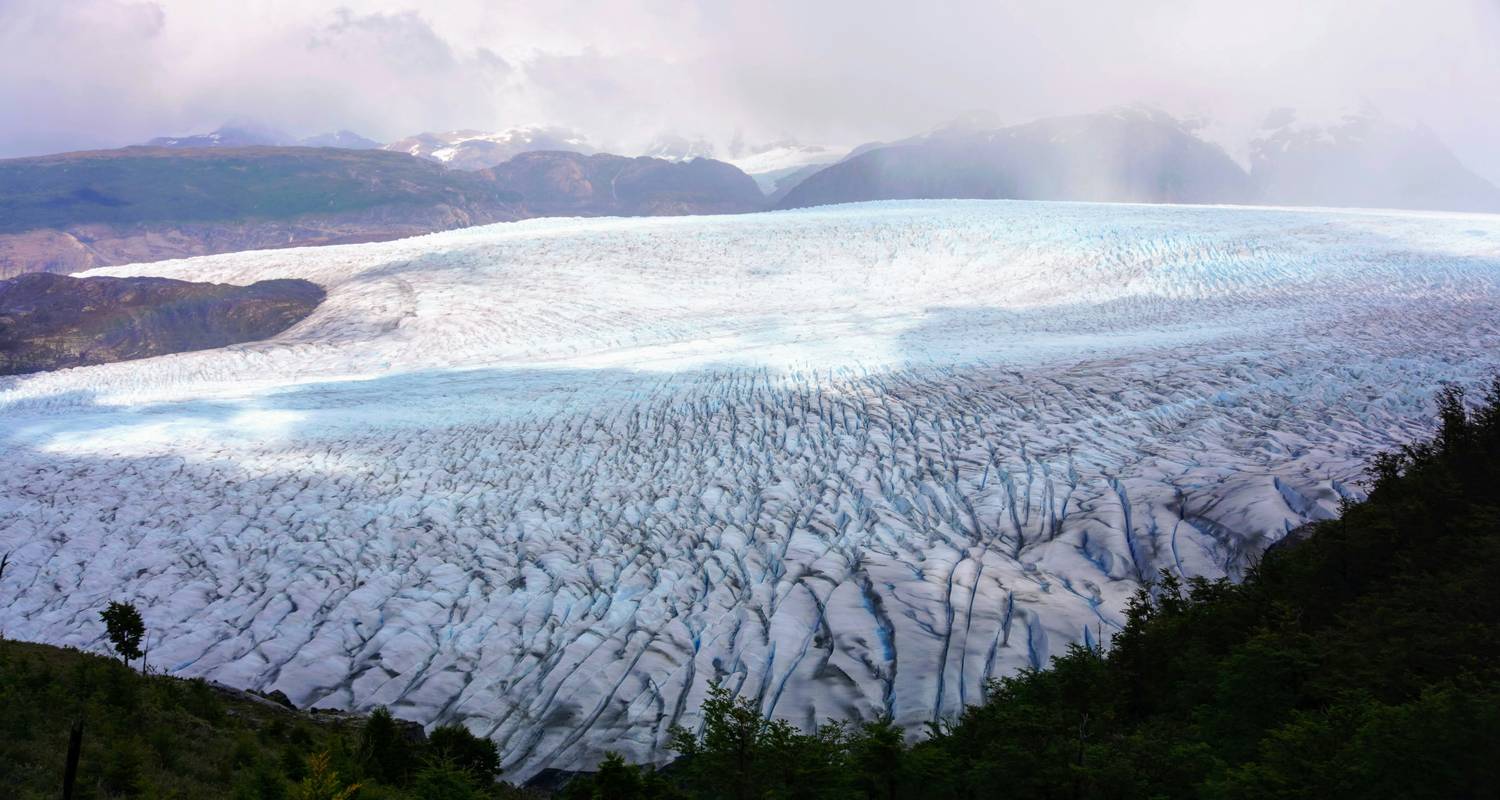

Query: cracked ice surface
2,200,1499,777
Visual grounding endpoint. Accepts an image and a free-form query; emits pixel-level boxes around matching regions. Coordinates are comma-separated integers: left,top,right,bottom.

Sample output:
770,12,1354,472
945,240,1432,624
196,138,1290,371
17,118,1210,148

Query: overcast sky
2,0,1498,180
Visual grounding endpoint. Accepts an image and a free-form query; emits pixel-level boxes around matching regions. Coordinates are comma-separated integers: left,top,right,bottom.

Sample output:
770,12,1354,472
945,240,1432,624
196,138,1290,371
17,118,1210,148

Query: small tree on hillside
428,722,502,785
0,552,9,639
100,601,145,668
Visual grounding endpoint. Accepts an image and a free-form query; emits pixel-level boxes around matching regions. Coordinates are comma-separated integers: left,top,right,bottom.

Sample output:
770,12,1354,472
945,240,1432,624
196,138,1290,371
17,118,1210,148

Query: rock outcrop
486,151,766,216
0,272,325,374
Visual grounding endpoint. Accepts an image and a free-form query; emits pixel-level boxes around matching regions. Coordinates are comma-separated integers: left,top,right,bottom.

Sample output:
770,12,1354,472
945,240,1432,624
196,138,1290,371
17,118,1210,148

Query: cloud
1,0,1497,182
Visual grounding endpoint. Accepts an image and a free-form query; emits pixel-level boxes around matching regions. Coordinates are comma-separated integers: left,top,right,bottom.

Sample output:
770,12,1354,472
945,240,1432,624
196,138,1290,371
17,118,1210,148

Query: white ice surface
3,200,1499,778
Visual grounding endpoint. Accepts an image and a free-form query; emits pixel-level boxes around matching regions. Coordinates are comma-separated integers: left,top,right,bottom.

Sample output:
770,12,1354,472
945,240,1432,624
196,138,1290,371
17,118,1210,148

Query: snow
390,126,593,164
726,142,845,194
728,143,843,174
3,200,1499,778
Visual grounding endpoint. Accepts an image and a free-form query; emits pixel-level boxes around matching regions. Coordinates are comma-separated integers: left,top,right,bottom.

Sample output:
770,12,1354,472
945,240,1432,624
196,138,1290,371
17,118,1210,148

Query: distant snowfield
3,200,1498,777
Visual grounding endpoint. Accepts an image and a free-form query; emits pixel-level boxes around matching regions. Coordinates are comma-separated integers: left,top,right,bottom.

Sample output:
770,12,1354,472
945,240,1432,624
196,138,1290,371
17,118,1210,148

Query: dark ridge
778,108,1254,210
0,272,326,375
485,151,766,216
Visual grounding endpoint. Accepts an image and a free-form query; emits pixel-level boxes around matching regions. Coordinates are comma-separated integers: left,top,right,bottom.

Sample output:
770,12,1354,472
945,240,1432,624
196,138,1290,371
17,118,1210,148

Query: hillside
0,147,767,278
487,151,765,216
0,147,524,278
0,272,325,375
778,108,1254,209
0,639,529,799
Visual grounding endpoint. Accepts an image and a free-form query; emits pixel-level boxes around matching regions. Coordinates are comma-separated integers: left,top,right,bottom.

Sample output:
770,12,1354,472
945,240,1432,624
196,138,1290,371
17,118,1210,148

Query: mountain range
5,106,1496,279
1249,108,1500,212
0,145,764,277
777,107,1256,209
147,123,381,150
776,106,1500,213
382,126,595,171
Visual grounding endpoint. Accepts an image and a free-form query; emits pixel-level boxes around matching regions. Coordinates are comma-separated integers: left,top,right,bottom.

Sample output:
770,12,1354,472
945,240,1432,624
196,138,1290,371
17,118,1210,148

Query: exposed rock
146,123,293,148
0,272,325,374
385,126,594,170
486,151,766,216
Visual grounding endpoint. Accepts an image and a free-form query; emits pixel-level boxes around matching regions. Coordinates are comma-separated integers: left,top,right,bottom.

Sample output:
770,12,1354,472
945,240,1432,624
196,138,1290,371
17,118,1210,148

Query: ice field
2,200,1499,777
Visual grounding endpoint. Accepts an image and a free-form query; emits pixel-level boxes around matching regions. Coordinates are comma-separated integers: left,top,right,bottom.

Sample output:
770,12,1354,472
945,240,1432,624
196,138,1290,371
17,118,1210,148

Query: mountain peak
383,126,594,170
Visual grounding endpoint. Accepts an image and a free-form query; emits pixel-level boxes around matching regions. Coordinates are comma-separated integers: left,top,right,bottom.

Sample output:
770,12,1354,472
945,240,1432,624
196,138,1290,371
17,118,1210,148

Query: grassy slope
0,638,368,798
0,639,539,799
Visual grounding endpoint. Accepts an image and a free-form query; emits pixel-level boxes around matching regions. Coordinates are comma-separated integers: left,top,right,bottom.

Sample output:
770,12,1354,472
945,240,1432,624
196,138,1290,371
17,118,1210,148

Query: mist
2,0,1497,181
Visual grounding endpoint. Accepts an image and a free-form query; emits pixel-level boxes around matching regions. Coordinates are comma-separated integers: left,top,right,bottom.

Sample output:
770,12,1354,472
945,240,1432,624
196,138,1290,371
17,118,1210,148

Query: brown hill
0,272,324,374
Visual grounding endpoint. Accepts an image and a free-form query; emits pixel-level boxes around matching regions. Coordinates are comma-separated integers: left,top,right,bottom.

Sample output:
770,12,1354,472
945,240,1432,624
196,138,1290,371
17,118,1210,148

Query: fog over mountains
3,103,1496,280
1249,109,1500,212
777,106,1500,213
777,107,1256,209
136,101,1500,216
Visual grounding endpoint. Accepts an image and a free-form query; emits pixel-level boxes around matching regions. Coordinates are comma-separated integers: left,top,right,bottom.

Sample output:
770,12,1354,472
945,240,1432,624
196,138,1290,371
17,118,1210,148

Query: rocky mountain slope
1250,109,1500,212
0,147,525,278
147,124,380,150
778,107,1255,209
0,272,324,374
488,151,765,216
0,146,766,277
385,126,594,171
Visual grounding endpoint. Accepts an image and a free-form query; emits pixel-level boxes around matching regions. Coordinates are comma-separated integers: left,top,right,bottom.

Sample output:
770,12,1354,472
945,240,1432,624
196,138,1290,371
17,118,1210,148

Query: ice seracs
2,200,1499,780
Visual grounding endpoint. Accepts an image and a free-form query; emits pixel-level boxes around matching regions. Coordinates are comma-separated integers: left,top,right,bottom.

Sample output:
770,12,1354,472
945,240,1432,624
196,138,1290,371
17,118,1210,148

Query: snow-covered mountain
641,133,718,162
4,201,1497,777
146,124,381,150
724,140,846,195
1250,108,1500,212
299,130,381,150
146,123,294,148
384,126,594,171
487,151,764,216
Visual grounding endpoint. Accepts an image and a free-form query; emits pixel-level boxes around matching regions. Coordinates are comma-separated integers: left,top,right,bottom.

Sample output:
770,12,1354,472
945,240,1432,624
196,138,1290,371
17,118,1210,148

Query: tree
849,717,905,800
409,760,482,800
591,752,646,799
289,752,360,800
100,601,145,667
428,722,502,786
357,705,413,785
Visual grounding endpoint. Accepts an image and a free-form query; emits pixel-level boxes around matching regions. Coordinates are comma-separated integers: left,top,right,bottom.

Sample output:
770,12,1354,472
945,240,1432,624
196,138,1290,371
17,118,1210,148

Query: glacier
2,199,1498,778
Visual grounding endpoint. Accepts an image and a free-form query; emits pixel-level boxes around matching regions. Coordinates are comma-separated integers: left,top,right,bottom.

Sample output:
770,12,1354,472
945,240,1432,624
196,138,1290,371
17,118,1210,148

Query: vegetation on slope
563,380,1500,799
0,147,520,234
0,638,533,799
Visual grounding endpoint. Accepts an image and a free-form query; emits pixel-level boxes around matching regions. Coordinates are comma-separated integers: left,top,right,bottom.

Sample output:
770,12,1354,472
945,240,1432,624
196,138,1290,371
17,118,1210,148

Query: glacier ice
2,200,1499,778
